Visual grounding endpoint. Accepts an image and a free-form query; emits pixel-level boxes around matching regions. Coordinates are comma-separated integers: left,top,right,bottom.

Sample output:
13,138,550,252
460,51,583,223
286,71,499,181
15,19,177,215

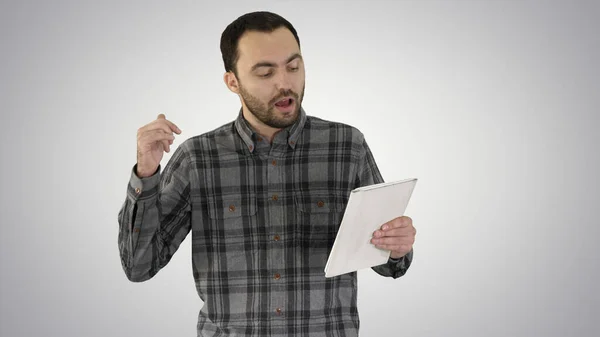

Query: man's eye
259,72,272,78
289,67,299,72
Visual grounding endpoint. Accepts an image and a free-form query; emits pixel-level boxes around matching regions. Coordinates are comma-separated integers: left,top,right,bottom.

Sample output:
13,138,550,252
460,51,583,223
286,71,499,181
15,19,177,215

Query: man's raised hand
136,113,182,178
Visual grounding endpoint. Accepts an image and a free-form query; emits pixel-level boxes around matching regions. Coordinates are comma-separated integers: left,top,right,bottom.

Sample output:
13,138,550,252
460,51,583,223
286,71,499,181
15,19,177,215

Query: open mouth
274,98,293,108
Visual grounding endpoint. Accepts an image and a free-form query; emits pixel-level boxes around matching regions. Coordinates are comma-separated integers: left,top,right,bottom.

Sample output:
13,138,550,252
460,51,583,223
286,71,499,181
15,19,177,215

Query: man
118,11,416,336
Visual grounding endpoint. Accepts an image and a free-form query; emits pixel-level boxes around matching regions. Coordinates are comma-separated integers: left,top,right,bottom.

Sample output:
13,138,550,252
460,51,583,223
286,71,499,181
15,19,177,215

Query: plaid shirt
118,107,413,336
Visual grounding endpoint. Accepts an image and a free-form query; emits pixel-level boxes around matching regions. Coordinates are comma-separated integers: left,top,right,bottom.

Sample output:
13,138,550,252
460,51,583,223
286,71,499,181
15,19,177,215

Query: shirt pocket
293,192,347,251
204,196,259,273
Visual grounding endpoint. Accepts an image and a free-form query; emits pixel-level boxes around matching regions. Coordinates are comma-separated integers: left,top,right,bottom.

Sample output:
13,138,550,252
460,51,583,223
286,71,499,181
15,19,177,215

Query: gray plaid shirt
118,107,413,336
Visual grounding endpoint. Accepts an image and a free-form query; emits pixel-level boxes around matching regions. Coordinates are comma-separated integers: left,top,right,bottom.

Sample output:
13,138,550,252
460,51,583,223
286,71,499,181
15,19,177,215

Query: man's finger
164,118,182,134
162,139,171,153
374,243,403,252
140,130,175,145
141,122,175,136
382,217,412,230
371,236,413,246
156,113,181,134
374,228,414,238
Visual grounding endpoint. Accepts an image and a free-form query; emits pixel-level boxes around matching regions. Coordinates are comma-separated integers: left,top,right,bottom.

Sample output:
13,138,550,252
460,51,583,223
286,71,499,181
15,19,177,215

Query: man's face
234,27,305,129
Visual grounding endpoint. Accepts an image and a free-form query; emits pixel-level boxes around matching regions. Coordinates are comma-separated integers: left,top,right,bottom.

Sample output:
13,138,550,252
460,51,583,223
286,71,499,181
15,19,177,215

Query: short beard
238,82,304,129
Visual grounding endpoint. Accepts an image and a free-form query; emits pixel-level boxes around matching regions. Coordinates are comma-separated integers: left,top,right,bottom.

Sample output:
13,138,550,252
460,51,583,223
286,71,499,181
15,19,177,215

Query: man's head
221,11,305,131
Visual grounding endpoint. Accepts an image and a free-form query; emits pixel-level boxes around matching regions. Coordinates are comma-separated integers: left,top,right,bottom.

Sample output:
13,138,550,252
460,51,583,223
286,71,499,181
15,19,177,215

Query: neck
241,106,281,143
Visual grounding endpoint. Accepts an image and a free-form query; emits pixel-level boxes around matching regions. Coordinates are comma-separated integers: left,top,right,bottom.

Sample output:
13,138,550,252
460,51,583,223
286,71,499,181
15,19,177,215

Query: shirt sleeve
117,144,192,282
354,133,414,279
372,249,414,279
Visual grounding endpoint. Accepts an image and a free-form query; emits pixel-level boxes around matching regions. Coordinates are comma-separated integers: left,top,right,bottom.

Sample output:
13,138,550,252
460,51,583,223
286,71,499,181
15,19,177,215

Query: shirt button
289,140,295,145
272,194,279,201
271,159,277,166
135,187,141,194
275,308,282,315
317,200,325,207
257,137,263,142
229,205,236,212
133,228,140,233
273,235,280,241
274,273,281,280
248,145,254,151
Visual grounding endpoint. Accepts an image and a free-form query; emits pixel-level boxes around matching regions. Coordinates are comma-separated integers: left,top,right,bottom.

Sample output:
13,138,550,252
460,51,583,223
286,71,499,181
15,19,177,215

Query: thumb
157,113,166,120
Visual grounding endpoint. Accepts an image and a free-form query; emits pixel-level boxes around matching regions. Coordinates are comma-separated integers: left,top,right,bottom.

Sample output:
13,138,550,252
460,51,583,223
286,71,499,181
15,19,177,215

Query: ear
224,71,240,94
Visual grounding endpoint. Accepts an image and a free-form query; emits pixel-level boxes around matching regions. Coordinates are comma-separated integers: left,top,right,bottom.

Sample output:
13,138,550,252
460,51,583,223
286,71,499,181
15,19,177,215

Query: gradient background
1,0,599,336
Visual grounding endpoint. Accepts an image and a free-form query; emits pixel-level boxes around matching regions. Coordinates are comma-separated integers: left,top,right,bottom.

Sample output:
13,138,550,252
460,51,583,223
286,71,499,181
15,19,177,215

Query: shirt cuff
388,256,402,263
388,249,413,270
127,164,161,201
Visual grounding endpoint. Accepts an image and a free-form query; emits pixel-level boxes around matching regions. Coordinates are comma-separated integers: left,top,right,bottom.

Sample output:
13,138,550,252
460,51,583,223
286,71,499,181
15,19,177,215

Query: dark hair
220,11,300,76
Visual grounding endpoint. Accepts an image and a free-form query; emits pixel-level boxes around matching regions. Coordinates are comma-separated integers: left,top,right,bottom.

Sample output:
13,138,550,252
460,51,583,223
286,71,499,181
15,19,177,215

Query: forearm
118,163,190,282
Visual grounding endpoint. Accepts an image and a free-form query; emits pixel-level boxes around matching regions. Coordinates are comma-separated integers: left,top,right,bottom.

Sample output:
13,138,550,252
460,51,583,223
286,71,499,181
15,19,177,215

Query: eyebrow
250,53,303,72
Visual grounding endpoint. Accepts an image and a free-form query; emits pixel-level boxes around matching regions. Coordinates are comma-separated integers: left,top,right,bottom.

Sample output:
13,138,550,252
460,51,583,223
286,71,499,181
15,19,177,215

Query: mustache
269,90,298,105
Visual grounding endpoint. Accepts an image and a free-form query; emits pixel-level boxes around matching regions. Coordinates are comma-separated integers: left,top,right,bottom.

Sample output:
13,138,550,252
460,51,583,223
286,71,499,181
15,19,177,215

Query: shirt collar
234,106,307,153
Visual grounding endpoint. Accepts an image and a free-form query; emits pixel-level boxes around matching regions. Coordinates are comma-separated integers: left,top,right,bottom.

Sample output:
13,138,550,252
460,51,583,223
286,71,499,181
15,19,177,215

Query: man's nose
275,70,292,91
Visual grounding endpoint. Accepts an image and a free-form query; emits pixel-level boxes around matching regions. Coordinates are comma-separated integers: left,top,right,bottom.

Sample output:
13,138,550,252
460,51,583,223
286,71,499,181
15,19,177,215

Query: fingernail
382,225,389,230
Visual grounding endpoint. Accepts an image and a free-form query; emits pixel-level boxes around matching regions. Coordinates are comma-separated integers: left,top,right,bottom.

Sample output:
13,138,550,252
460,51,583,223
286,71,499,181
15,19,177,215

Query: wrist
135,164,157,178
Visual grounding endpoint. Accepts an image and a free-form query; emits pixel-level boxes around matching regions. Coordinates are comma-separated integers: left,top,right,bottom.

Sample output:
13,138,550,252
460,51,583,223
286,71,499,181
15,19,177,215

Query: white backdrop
1,1,599,336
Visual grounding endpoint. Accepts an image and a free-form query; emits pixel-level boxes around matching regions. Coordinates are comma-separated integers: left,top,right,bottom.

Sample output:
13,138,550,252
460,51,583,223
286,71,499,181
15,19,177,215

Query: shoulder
305,114,367,144
175,121,237,158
